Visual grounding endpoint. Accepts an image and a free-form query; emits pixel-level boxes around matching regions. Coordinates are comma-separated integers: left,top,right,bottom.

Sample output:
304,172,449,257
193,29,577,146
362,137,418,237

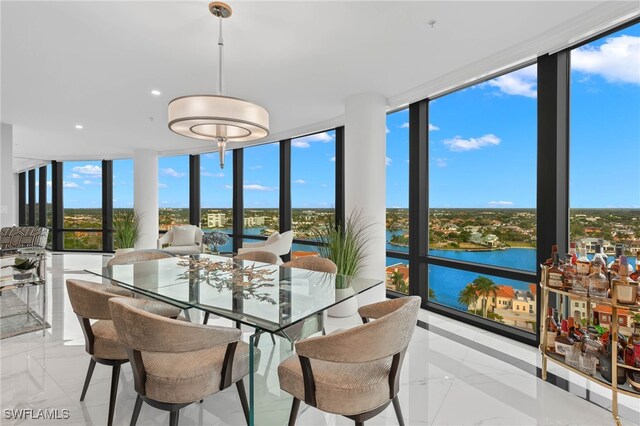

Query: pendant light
168,2,269,169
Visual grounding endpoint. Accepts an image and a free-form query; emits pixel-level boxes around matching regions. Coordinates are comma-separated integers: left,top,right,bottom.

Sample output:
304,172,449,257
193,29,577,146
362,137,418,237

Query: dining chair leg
288,398,300,426
107,364,121,426
79,358,96,401
236,380,250,425
130,395,143,426
392,396,405,426
203,312,210,324
270,333,276,345
169,409,179,426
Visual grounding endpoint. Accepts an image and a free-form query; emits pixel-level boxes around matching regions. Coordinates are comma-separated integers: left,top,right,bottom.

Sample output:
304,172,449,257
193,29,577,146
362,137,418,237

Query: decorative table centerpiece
203,231,230,255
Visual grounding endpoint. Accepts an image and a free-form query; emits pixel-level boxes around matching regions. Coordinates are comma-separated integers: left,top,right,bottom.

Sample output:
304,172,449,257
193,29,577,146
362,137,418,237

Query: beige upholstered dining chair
66,279,182,426
281,257,338,341
233,250,279,264
106,249,173,266
282,256,337,273
108,297,254,426
278,296,421,426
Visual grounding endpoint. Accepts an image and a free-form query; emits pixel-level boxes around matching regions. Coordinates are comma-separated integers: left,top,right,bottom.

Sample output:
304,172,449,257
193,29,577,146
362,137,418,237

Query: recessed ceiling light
151,90,161,96
75,124,83,129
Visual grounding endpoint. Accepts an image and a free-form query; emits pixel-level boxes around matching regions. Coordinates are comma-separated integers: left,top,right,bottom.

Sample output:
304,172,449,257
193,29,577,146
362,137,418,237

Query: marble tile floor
1,253,638,426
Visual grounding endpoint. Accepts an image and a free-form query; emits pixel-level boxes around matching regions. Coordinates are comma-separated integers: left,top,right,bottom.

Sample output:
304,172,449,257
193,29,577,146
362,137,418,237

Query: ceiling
2,1,639,170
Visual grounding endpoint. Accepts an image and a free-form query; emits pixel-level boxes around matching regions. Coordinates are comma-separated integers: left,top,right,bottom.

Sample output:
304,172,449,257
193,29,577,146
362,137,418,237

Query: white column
0,123,16,227
134,149,159,249
344,93,387,305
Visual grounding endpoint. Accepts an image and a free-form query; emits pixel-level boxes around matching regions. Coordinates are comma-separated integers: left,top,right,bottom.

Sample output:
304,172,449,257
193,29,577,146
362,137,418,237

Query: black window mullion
28,169,36,226
232,149,244,252
18,172,26,226
335,126,345,228
102,160,113,252
409,100,429,303
279,140,291,262
51,161,63,250
38,165,47,227
189,154,201,227
536,51,570,345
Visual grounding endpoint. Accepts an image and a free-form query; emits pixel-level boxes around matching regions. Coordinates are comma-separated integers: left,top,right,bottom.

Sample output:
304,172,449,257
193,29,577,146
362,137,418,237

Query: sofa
0,226,49,250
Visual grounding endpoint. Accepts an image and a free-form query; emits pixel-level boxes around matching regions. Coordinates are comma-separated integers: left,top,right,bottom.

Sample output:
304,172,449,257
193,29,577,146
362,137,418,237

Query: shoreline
388,241,536,252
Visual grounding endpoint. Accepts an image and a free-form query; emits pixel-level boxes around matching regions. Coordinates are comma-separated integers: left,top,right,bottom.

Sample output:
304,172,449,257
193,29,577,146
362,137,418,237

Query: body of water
205,227,635,312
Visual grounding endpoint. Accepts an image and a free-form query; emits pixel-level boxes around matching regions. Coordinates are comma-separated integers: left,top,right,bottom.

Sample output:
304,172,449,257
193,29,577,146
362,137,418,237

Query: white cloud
72,164,102,176
202,170,224,177
243,184,276,191
329,156,336,162
293,179,306,184
435,157,447,167
572,35,640,85
292,132,335,148
83,180,92,184
488,201,514,206
249,165,262,170
158,183,168,189
386,126,390,134
444,133,501,152
63,181,80,188
68,173,82,179
487,65,537,98
385,156,392,166
429,123,440,131
321,184,327,188
224,184,233,190
46,181,52,188
400,122,409,129
161,168,185,178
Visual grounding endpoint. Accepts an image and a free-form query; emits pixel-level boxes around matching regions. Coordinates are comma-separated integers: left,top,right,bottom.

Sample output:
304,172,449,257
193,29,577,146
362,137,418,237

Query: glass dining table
86,254,382,425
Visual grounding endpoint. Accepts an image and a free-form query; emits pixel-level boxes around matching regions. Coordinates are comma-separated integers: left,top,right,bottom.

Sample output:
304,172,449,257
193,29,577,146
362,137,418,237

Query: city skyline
56,25,638,210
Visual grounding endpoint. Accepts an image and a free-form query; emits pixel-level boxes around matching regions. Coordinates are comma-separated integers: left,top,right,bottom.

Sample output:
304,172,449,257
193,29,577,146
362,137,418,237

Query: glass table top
86,255,382,333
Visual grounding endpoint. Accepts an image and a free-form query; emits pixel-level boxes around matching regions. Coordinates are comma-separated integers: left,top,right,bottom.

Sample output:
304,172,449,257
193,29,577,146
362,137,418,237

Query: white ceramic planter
114,248,135,257
328,287,359,318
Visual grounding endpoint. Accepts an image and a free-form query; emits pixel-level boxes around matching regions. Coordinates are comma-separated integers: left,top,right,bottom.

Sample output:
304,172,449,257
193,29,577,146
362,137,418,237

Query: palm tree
458,284,478,312
428,287,436,301
473,276,499,318
389,270,407,293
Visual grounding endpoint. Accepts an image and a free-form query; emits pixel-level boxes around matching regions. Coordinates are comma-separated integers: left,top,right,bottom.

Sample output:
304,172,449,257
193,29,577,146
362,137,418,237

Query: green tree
428,287,436,301
458,284,479,311
390,270,408,293
473,276,499,318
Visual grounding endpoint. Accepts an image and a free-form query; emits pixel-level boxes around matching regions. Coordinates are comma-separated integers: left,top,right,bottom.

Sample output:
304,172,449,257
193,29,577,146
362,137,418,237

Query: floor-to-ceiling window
427,64,538,333
385,109,410,293
158,155,190,231
200,151,233,253
569,23,640,270
62,160,103,250
243,142,280,242
290,130,336,258
112,159,134,250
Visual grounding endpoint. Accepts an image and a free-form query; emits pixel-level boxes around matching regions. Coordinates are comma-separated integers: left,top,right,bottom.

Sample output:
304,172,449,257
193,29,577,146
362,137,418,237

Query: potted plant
113,209,139,256
313,210,373,317
11,257,39,281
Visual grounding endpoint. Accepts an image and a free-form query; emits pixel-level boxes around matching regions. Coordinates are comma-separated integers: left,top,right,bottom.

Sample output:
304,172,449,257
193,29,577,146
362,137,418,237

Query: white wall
133,149,159,249
0,123,16,227
344,93,387,305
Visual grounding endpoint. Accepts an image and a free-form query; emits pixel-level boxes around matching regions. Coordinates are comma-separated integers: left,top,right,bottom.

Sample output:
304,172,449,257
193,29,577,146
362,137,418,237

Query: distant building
207,213,225,228
484,234,499,247
244,216,266,227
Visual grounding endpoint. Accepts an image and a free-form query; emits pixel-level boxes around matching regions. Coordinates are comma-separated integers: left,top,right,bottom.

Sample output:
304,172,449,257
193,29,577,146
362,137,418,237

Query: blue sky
59,24,638,210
